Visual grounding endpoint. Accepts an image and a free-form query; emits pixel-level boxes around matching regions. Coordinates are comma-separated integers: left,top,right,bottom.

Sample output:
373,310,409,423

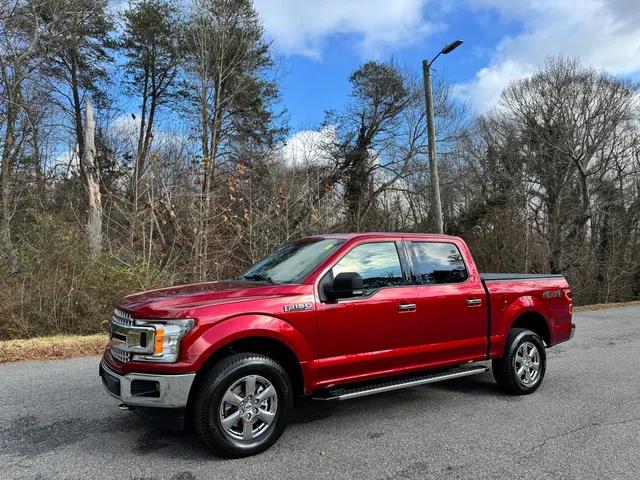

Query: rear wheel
193,353,293,457
492,328,546,395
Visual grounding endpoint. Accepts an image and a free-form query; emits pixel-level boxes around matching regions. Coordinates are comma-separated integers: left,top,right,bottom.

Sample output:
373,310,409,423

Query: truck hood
120,280,285,318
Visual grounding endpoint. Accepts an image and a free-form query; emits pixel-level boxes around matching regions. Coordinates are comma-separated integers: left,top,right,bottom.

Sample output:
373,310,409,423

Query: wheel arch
491,295,553,358
186,314,312,410
511,311,551,347
191,335,305,400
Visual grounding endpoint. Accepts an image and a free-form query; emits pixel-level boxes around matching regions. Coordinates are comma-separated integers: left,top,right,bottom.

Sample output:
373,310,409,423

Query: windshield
240,238,345,284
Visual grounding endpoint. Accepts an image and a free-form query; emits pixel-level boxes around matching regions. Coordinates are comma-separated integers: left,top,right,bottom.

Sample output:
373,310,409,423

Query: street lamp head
441,40,463,54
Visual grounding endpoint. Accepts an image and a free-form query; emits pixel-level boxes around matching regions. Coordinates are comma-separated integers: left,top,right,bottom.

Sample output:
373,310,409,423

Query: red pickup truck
100,233,574,457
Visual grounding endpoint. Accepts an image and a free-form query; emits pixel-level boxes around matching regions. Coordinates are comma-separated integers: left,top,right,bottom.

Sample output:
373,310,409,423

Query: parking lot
1,306,639,479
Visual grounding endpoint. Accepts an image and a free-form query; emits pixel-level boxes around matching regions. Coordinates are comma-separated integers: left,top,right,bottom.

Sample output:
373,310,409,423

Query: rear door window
409,242,468,285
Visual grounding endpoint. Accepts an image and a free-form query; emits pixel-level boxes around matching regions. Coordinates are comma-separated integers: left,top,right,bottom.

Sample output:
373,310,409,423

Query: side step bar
312,365,489,401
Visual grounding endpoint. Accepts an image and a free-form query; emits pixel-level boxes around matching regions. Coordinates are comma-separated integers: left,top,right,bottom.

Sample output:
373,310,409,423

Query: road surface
1,306,639,479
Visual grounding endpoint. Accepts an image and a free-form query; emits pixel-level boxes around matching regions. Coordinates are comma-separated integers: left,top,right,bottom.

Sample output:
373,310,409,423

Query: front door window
331,242,405,296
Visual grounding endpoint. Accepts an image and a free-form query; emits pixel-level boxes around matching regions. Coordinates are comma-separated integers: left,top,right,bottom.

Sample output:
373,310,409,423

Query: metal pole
422,59,443,234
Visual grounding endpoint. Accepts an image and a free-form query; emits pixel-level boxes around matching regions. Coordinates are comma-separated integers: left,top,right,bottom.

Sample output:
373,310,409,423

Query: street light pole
422,59,442,234
422,39,463,234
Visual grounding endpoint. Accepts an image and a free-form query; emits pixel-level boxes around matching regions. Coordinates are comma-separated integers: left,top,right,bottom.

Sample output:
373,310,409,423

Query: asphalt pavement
1,306,639,479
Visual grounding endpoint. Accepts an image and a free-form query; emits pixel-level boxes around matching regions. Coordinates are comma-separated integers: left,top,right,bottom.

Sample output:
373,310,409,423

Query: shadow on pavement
428,373,502,397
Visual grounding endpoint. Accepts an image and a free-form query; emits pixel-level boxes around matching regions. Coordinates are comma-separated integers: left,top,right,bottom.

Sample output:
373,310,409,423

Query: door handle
397,303,417,312
466,298,482,307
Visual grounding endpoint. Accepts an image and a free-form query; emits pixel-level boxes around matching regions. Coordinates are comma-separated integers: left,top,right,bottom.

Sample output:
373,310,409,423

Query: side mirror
325,272,364,300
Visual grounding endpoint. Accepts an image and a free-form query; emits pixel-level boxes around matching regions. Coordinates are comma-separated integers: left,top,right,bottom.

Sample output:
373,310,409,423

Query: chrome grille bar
112,308,134,327
111,345,132,363
109,308,155,362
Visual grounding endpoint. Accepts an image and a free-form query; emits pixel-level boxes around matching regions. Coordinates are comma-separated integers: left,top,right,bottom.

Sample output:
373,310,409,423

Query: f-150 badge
284,303,313,312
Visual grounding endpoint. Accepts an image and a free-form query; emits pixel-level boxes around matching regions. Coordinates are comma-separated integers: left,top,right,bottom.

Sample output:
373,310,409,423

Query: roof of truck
303,232,462,241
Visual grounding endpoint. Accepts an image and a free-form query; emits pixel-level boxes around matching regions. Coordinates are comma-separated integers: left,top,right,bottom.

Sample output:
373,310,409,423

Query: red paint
102,233,574,395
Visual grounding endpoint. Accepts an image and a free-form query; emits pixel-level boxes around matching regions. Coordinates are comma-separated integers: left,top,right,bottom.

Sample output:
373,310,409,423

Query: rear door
315,241,420,383
407,240,488,365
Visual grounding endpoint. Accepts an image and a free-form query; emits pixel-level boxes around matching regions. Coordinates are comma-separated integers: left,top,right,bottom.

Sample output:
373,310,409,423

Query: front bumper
99,360,196,409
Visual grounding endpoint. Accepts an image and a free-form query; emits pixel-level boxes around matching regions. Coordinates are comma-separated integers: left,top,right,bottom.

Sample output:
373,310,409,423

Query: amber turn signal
154,327,165,354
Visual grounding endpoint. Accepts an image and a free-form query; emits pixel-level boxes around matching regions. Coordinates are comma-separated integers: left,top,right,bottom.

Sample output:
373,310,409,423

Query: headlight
132,319,195,363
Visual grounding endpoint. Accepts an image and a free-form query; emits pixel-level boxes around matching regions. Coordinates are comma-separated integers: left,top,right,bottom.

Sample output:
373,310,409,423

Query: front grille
111,345,132,363
110,308,134,363
112,308,134,327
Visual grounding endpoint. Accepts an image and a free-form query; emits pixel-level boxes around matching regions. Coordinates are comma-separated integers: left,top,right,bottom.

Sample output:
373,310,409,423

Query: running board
312,365,489,401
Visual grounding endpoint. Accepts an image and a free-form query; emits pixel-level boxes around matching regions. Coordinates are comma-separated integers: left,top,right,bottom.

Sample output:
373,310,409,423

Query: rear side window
332,242,405,293
410,242,468,285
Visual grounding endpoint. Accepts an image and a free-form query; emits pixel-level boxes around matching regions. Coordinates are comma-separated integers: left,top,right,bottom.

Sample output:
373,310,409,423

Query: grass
573,301,640,312
1,301,639,363
0,334,107,364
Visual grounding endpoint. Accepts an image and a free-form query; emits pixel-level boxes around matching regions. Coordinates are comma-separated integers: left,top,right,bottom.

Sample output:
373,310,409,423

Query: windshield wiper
241,273,276,284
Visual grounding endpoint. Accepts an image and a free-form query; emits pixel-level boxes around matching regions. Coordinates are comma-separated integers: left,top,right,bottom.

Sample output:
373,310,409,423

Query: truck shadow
289,372,501,426
427,373,502,397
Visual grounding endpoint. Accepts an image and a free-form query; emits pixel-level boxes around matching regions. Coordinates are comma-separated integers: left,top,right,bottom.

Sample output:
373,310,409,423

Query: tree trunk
141,75,158,166
70,55,85,163
546,188,562,274
344,148,369,230
32,122,45,195
130,70,150,248
0,83,19,273
82,98,102,254
193,81,211,280
135,69,150,186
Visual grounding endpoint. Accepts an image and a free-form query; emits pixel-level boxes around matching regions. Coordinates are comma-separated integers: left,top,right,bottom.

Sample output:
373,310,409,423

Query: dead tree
81,98,102,253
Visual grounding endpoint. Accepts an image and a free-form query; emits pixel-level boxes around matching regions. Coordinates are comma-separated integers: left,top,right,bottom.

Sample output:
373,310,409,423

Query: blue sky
251,0,640,133
268,2,517,129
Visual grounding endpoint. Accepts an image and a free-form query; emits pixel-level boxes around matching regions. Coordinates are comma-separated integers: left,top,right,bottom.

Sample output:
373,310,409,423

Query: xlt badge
284,303,313,312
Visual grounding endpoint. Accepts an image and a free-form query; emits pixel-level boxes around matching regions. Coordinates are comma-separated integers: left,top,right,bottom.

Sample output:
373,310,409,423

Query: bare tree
0,0,45,273
184,0,282,280
121,0,182,213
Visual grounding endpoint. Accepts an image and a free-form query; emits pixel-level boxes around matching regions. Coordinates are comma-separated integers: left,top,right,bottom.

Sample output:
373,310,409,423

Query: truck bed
480,272,572,352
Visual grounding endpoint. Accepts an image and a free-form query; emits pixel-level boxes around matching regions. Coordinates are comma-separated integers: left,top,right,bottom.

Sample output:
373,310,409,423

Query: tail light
564,288,572,316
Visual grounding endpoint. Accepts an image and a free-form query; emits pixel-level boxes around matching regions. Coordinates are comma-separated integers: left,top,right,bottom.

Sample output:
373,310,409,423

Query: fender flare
491,295,553,357
188,313,314,378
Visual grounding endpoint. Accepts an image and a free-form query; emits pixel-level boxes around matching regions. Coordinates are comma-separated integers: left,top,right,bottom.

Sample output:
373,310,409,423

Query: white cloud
456,0,640,112
110,115,139,148
108,115,188,154
253,0,439,58
279,127,337,167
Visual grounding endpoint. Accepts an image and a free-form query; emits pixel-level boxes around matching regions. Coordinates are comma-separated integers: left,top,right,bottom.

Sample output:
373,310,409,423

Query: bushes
0,215,172,339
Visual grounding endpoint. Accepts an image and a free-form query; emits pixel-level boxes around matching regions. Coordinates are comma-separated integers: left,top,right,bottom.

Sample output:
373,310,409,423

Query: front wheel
193,353,293,457
492,328,546,395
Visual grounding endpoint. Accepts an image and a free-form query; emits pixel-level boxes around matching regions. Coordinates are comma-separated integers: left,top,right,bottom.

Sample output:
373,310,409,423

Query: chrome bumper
99,361,195,409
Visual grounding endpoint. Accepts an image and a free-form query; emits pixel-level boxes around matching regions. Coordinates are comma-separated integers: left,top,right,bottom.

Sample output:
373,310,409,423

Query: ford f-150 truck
100,233,574,457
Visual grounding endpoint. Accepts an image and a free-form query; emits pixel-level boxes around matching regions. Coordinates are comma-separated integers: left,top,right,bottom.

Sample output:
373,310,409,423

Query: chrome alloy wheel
514,341,541,386
218,375,278,442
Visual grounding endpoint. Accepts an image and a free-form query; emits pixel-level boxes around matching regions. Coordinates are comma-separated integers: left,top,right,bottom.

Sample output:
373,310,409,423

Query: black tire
192,353,293,458
492,328,546,395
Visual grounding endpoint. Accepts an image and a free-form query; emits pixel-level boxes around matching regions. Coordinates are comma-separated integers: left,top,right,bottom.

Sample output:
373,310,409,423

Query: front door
315,241,420,384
